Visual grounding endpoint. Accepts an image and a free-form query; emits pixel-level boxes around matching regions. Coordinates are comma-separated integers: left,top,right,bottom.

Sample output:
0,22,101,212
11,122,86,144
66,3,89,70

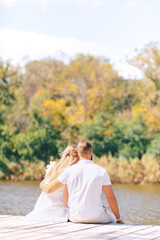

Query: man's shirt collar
78,160,94,164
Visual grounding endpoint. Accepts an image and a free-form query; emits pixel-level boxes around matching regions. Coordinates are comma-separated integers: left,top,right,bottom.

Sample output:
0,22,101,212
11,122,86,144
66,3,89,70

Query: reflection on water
0,181,41,216
0,181,160,225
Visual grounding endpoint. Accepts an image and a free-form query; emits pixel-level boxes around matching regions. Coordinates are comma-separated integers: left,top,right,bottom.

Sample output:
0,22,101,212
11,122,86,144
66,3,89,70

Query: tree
0,60,17,105
130,43,160,105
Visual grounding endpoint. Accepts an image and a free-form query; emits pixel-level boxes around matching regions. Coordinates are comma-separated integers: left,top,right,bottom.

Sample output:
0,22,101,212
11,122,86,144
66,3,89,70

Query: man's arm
102,185,123,223
63,184,69,207
40,179,64,194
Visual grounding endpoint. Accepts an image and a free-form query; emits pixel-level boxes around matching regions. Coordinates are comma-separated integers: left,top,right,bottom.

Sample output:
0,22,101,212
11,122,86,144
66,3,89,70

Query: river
0,181,159,225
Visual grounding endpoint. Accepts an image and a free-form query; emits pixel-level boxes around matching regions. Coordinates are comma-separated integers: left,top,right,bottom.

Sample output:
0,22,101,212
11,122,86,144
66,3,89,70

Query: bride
26,144,79,222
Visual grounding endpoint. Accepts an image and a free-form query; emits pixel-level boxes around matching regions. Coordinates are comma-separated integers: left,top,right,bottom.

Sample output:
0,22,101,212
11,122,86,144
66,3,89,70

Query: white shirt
57,160,111,222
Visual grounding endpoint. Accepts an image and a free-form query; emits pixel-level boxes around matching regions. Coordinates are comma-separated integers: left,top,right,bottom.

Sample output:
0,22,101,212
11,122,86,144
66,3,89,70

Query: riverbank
0,154,160,184
97,154,160,184
0,160,46,181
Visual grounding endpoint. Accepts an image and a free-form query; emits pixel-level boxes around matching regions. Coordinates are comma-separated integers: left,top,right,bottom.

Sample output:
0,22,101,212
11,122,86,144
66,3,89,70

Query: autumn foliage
0,43,160,182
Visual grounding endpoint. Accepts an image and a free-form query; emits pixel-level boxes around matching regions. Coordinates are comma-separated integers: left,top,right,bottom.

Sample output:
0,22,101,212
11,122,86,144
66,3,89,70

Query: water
0,181,159,225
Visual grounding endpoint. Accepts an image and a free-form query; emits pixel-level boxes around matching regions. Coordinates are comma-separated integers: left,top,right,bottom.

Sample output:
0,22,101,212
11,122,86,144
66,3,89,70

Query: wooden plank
3,231,54,240
114,237,153,240
1,226,70,240
43,224,136,240
0,215,12,219
112,227,160,240
0,229,58,239
130,226,160,239
0,217,61,226
0,221,73,239
0,218,23,225
2,223,101,240
0,222,58,233
0,221,136,240
0,215,21,219
1,219,66,227
11,234,60,240
0,222,67,234
3,220,70,228
0,221,70,233
0,215,14,218
149,230,160,239
0,216,22,222
0,220,105,240
54,224,152,240
105,225,154,240
0,215,22,219
37,226,129,240
0,215,160,240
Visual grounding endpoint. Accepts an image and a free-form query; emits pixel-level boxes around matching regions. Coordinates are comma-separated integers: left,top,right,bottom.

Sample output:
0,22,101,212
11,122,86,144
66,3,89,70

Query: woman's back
26,144,79,222
26,161,68,222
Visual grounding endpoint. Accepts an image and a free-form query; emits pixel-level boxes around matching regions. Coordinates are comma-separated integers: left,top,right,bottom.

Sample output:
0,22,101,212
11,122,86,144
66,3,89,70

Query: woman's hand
40,179,64,194
40,179,48,192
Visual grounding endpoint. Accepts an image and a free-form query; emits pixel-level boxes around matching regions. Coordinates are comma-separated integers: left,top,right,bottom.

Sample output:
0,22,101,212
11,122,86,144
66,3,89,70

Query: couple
26,140,123,224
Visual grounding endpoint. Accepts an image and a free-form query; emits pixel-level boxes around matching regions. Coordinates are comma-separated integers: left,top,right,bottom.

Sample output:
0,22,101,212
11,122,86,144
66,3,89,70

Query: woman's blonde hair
45,144,79,183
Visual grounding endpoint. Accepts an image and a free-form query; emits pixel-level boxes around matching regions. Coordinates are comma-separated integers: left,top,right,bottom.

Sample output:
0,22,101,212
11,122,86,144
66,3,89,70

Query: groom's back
58,159,111,222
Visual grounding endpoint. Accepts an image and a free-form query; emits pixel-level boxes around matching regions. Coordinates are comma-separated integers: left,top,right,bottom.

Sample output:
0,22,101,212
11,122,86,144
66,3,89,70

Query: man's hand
40,179,64,193
117,219,124,224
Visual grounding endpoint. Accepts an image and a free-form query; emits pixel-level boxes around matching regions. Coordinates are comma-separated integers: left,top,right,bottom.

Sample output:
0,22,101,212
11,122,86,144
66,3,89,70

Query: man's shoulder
92,162,107,173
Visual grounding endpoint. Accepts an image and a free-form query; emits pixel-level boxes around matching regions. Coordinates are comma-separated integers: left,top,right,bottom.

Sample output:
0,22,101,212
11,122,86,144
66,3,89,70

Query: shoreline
0,179,160,186
0,154,160,184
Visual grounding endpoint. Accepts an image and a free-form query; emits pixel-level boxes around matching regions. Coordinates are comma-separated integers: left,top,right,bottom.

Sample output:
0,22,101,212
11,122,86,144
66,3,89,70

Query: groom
41,139,123,223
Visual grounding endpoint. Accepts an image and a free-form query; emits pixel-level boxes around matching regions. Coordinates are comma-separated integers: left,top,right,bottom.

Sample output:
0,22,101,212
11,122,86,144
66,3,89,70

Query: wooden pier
0,215,160,240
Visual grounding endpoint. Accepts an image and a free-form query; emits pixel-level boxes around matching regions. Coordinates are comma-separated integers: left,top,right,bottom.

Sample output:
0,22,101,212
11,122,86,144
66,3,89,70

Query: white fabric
57,160,115,223
69,210,116,223
25,161,68,222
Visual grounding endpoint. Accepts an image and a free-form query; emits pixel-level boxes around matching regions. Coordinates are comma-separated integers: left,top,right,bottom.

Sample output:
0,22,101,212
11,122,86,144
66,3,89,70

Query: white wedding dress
25,161,68,222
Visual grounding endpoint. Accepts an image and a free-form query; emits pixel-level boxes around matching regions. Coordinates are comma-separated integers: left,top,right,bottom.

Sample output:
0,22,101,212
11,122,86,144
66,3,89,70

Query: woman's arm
40,179,64,193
